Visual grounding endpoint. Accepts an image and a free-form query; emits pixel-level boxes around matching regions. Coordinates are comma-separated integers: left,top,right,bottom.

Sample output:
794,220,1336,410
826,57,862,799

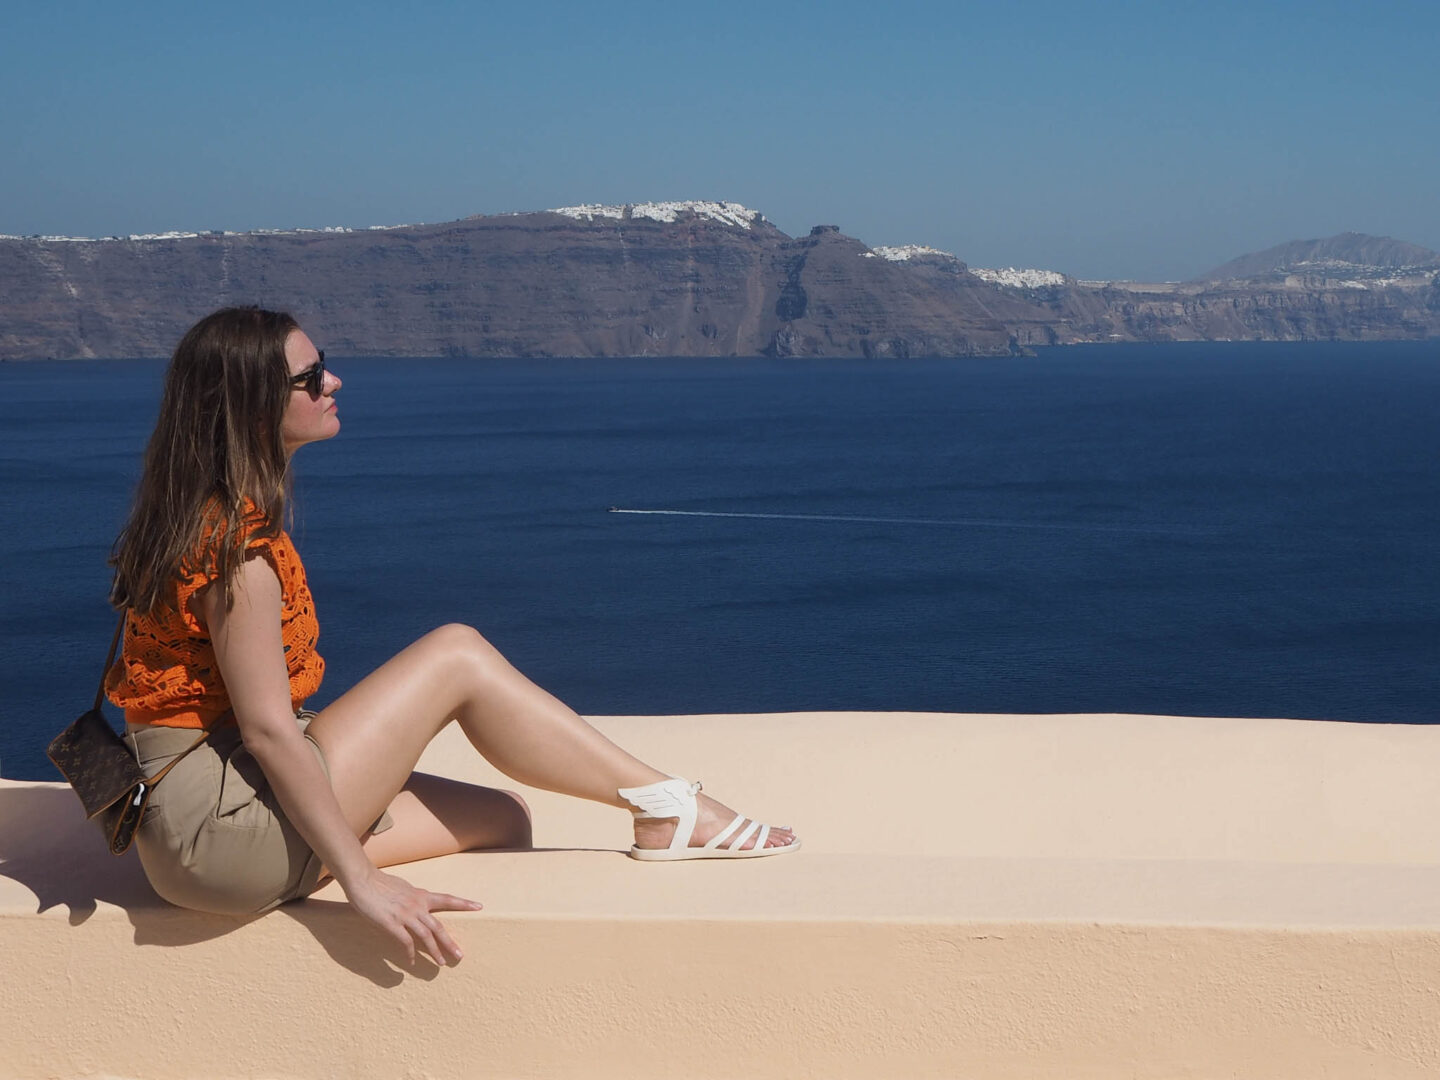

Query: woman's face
280,329,341,453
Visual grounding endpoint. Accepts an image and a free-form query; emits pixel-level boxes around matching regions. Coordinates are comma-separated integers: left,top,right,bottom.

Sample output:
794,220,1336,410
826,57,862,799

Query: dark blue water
2,342,1437,779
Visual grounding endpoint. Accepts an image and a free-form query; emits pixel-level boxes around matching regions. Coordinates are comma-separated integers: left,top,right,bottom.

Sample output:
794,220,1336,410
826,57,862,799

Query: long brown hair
110,307,299,614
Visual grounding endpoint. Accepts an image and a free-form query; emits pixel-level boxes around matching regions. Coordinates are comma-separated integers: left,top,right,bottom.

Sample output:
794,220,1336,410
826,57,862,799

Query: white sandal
618,777,800,861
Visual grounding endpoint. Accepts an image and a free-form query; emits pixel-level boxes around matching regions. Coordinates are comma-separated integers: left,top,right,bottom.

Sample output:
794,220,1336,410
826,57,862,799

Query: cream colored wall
3,712,1439,1079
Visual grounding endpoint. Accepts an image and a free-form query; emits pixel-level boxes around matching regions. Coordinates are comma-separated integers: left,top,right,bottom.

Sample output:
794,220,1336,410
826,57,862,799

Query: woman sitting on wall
106,307,798,965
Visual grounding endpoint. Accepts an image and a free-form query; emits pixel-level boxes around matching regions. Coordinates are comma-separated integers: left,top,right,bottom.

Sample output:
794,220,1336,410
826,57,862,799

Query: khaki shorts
127,712,393,915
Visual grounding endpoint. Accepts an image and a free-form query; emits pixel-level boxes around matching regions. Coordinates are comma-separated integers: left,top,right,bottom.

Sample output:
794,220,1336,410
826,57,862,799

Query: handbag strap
145,725,215,786
93,611,126,713
103,609,216,784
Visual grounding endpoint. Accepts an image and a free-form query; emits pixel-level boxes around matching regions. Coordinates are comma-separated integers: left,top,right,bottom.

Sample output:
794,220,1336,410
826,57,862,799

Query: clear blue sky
3,0,1437,280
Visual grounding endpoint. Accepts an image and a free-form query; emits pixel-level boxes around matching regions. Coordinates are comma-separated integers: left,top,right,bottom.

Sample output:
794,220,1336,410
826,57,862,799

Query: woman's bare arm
198,554,475,964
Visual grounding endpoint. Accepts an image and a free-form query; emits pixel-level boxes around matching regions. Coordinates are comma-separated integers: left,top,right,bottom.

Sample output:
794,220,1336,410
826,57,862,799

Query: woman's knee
423,622,506,673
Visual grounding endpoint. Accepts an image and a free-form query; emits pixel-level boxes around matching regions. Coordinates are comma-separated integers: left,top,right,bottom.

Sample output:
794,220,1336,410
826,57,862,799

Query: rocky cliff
1196,232,1440,283
2,207,1437,359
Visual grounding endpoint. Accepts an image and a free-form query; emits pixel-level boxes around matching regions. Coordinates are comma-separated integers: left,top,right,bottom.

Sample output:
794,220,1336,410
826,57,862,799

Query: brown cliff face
1032,278,1440,345
755,226,1053,358
2,212,1437,360
0,213,791,359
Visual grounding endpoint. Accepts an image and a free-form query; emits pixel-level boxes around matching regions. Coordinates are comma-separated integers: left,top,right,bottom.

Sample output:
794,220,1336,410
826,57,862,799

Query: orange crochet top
105,507,324,728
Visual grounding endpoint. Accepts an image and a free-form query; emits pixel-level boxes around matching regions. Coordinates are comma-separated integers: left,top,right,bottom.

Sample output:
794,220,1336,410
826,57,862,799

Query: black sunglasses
289,350,326,397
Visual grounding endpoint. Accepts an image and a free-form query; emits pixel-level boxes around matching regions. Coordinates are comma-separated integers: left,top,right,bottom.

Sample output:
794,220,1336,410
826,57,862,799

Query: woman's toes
639,793,798,853
745,823,794,850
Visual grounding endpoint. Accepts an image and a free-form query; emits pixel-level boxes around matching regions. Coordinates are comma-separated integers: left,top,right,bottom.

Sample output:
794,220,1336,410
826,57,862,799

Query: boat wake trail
606,507,1199,536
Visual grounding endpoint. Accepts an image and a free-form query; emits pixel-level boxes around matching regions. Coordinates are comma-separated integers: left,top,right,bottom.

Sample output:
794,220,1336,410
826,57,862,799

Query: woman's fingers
419,914,463,966
390,920,417,965
386,910,442,968
420,892,479,966
405,893,479,967
350,870,481,968
409,916,448,967
428,890,484,912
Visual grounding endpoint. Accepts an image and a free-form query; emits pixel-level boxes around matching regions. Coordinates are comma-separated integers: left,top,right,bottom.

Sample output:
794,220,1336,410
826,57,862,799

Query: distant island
2,202,1437,360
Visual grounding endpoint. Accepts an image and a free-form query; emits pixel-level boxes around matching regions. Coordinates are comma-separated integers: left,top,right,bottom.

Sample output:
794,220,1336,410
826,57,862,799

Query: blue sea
2,341,1437,780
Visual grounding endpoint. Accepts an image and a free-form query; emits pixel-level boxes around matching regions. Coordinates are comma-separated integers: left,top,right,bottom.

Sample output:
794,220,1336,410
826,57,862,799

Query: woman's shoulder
233,501,305,580
182,496,290,578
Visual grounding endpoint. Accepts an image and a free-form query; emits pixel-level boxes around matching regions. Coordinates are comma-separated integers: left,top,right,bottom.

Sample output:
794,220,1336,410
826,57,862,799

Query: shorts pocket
214,744,280,829
137,737,220,826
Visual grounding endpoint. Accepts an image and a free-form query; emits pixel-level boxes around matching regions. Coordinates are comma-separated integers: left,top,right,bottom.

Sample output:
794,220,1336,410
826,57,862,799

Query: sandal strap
728,819,762,851
703,813,746,850
618,777,702,852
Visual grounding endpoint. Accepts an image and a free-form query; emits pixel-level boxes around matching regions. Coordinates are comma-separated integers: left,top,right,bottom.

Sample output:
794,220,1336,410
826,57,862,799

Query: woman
106,307,798,966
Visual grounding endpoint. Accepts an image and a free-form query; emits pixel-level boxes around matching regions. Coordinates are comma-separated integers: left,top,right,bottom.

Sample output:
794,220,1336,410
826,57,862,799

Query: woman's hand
201,554,479,967
344,866,483,967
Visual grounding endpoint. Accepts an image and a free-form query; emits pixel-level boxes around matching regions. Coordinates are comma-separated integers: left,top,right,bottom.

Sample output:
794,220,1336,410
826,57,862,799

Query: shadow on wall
0,784,463,985
0,785,164,924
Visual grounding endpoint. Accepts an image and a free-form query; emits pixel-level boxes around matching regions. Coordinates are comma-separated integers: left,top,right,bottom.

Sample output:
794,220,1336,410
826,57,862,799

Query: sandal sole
627,837,802,861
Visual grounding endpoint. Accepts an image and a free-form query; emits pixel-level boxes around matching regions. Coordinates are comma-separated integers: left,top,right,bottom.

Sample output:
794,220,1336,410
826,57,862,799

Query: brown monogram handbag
47,612,211,855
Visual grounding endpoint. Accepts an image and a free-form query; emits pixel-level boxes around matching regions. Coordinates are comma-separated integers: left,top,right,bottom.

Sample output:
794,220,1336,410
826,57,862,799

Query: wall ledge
3,712,1439,1079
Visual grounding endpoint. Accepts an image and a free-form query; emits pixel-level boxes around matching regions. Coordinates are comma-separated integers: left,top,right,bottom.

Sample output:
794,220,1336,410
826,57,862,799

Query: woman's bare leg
360,773,533,868
306,624,795,864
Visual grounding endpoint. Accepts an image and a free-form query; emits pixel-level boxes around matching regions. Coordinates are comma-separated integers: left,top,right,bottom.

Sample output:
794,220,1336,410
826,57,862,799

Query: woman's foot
623,778,798,858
